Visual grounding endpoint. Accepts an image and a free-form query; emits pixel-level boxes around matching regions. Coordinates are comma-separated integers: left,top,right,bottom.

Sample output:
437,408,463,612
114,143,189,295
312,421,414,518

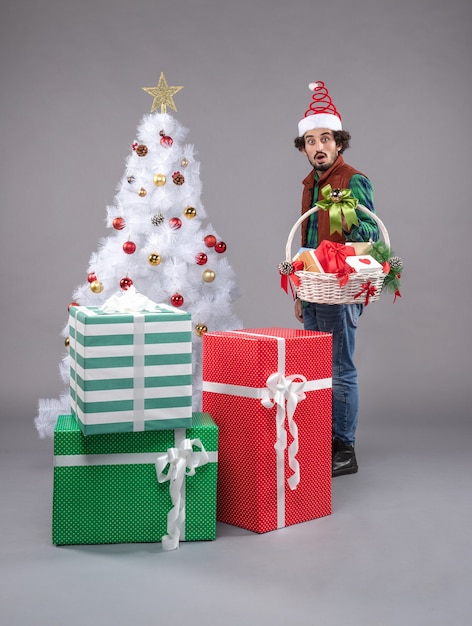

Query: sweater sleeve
346,174,380,242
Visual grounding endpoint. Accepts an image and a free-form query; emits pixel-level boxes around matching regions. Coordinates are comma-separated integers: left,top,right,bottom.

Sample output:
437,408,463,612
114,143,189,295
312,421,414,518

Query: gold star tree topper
142,72,184,113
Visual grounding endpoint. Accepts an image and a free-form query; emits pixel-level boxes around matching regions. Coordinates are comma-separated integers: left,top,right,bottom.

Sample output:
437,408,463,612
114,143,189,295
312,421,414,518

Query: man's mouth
315,153,326,162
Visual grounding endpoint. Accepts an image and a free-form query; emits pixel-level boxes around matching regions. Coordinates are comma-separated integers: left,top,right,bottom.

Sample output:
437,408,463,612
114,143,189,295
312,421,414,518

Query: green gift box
52,413,218,549
69,303,193,435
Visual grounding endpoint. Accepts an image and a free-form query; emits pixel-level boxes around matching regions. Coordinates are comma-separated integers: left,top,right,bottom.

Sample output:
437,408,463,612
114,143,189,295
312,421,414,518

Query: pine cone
172,171,185,185
278,261,293,275
389,256,403,272
151,213,164,226
136,144,148,157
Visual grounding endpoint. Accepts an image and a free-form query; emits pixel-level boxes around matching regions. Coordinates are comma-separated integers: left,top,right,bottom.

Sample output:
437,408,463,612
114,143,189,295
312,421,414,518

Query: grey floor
1,411,471,626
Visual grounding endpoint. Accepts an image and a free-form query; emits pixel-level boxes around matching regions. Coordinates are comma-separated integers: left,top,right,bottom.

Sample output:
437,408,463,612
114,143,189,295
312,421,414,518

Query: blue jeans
302,302,363,445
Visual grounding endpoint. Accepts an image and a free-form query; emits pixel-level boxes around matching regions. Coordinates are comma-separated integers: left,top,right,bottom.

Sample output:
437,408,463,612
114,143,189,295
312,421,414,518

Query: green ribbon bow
315,184,359,235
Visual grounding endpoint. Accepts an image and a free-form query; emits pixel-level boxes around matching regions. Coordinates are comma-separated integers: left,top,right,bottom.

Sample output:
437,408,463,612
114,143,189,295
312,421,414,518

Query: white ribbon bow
155,438,210,551
261,372,307,491
100,285,157,313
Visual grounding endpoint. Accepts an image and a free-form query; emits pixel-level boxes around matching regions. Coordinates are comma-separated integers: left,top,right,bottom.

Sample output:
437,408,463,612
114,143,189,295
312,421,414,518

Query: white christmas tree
35,73,243,438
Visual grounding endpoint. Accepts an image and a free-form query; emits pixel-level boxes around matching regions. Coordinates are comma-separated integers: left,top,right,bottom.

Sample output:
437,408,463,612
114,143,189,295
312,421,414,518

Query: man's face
302,128,340,172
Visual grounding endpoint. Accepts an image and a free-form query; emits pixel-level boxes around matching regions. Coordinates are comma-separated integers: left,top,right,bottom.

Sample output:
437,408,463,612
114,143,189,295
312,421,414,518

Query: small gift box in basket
279,187,402,305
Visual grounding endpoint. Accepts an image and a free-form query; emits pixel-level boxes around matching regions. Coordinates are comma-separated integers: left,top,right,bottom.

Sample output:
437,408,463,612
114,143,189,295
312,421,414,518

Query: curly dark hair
294,129,351,153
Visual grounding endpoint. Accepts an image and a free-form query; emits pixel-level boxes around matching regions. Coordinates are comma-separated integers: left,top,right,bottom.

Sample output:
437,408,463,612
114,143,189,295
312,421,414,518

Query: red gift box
202,328,332,533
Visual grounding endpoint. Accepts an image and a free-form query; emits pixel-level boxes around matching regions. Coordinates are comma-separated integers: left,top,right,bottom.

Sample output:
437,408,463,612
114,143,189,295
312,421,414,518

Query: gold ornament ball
184,206,197,219
181,157,189,168
64,336,70,347
202,269,216,283
90,280,104,293
138,187,147,197
195,323,208,337
148,253,161,266
153,173,166,186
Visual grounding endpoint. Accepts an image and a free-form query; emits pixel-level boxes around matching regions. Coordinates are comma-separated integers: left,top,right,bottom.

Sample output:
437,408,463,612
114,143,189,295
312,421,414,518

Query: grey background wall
1,0,470,434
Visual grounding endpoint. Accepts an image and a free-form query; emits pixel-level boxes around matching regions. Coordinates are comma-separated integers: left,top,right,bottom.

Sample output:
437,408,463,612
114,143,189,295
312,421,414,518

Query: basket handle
285,204,390,262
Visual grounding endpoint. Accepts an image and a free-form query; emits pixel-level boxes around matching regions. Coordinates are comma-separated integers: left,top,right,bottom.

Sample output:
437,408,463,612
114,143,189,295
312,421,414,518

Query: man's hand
294,298,304,324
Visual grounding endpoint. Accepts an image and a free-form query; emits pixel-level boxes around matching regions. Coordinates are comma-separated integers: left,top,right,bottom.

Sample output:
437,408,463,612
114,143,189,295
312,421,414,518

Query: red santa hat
298,81,343,136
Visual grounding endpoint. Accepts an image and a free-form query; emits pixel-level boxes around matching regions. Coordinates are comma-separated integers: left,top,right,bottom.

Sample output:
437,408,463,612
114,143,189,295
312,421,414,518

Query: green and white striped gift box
69,304,193,435
52,413,218,546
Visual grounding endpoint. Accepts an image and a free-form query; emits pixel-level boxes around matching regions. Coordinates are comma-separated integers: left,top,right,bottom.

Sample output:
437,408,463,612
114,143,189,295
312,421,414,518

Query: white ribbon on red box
261,371,306,492
202,330,332,529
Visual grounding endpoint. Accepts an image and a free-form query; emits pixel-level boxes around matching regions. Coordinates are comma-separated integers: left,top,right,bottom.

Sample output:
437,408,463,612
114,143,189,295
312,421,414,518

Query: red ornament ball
160,135,173,147
195,252,208,265
113,217,125,230
215,241,227,253
87,272,97,283
204,234,217,247
68,302,80,311
169,217,182,230
120,277,133,290
170,293,184,307
123,240,136,254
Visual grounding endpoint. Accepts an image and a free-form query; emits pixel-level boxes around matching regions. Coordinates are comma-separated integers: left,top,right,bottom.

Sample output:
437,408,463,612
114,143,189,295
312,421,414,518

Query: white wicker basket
285,204,390,305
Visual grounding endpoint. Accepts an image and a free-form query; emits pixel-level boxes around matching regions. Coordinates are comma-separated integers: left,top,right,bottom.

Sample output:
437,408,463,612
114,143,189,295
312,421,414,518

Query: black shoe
332,440,358,477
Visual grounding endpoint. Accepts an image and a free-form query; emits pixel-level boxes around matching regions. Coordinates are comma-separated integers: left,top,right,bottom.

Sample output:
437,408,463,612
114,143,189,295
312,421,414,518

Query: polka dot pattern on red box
202,328,332,533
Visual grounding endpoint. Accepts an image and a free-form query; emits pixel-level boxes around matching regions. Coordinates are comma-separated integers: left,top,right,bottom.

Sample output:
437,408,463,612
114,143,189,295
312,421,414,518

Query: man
293,81,379,477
